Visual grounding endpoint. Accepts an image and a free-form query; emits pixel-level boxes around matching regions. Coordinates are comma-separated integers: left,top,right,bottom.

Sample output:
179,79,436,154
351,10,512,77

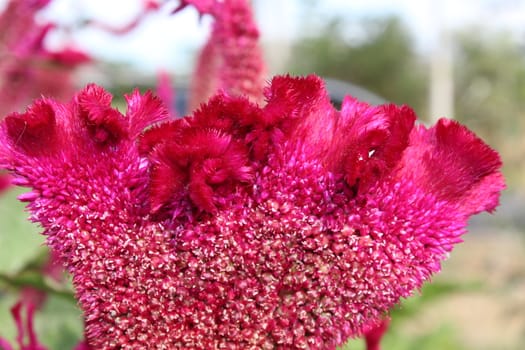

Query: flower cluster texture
0,72,504,348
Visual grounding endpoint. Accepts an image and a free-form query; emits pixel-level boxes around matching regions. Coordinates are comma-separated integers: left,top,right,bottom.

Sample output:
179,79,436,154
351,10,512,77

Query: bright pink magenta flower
0,74,503,349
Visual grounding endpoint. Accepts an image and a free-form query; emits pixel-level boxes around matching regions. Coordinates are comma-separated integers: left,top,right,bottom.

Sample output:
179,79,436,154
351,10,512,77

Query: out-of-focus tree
453,28,525,190
287,16,428,115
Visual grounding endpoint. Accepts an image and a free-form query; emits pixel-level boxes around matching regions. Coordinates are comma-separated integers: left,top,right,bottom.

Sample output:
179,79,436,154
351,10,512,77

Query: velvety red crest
125,89,169,139
75,84,127,144
4,99,57,154
400,118,504,215
191,93,262,136
138,119,188,156
183,129,253,211
149,145,187,213
187,137,254,212
183,128,233,158
76,84,112,108
188,172,217,212
263,75,328,126
332,97,415,191
246,75,334,161
378,104,416,167
145,123,253,212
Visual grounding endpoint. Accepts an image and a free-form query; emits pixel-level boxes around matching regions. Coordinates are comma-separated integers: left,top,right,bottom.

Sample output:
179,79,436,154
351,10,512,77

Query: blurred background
0,0,523,349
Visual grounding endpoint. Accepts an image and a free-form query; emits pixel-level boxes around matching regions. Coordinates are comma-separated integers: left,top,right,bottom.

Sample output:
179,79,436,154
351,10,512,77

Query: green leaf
35,294,84,349
0,291,19,344
0,271,76,304
0,188,46,275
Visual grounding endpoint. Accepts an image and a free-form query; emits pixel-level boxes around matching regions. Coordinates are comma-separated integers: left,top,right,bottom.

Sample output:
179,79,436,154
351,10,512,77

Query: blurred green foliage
288,15,525,190
0,188,83,347
0,188,44,275
288,16,428,115
338,281,476,350
454,28,525,189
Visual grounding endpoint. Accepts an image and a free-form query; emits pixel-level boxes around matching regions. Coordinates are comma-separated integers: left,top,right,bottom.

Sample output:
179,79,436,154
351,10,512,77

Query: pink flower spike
184,0,266,108
0,0,88,115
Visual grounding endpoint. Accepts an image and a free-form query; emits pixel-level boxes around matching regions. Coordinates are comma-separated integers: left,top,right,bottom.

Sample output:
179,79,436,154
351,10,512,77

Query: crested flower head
0,74,504,348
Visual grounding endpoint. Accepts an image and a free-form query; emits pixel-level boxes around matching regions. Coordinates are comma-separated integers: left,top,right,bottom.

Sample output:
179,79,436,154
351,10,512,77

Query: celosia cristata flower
0,73,503,348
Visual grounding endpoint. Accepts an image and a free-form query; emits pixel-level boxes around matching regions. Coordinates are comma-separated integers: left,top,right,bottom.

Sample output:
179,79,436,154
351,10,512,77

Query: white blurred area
1,0,524,75
40,0,211,74
2,0,525,117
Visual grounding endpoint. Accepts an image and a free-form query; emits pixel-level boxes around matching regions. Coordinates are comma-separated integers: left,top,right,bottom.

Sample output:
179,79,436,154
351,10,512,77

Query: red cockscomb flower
0,73,504,349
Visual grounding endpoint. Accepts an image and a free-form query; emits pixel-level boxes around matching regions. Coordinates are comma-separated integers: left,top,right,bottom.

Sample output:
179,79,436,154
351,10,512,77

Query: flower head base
0,73,504,348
